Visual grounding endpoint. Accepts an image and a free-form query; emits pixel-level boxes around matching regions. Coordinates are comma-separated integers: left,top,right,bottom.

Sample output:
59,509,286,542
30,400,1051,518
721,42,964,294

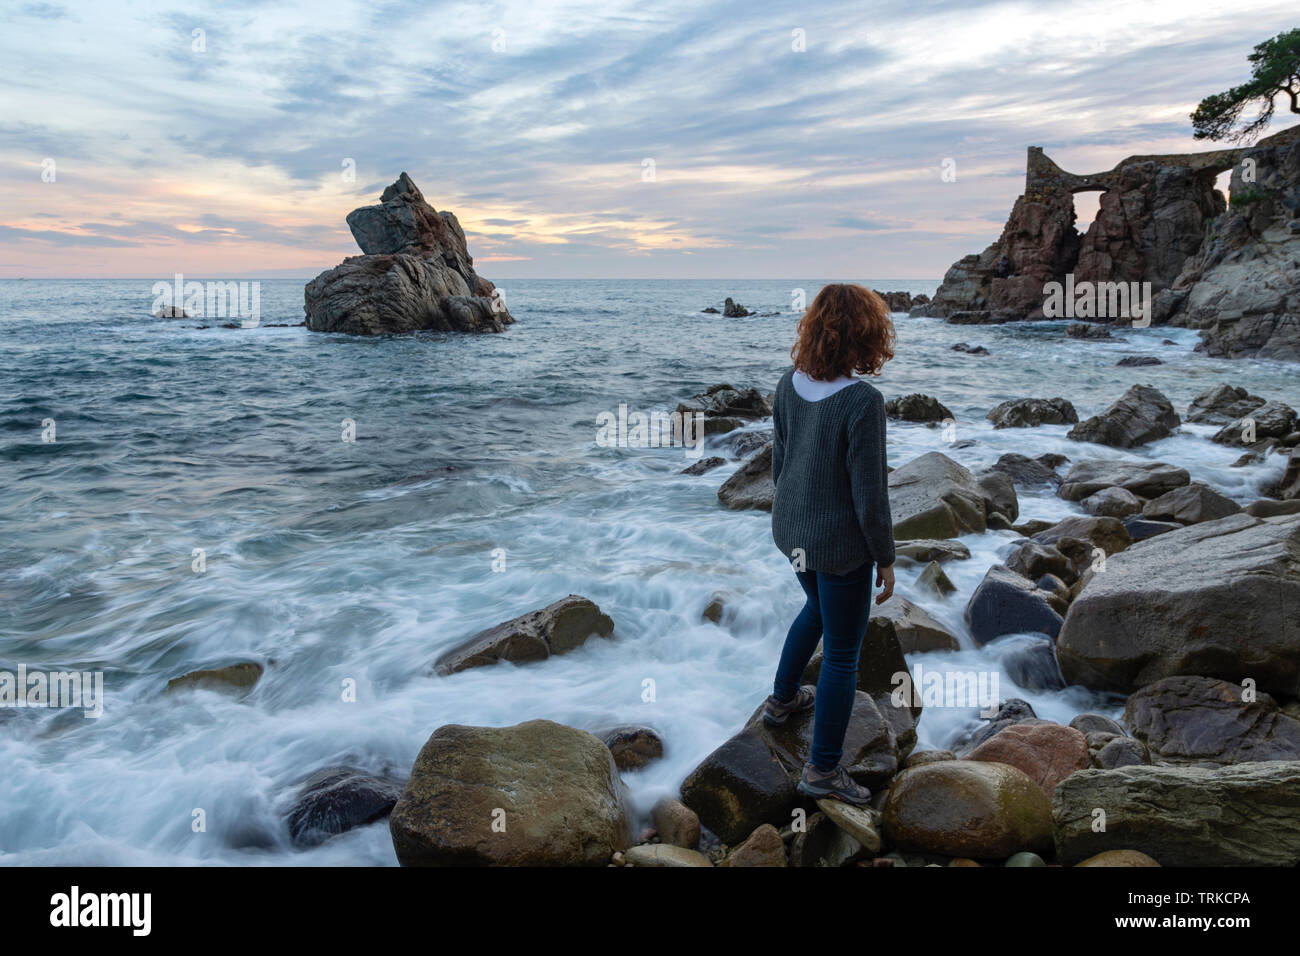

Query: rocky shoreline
178,373,1300,866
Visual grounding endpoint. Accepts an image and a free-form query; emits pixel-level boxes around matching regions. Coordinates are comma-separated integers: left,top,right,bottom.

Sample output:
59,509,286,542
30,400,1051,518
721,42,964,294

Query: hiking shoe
797,763,873,806
761,685,815,726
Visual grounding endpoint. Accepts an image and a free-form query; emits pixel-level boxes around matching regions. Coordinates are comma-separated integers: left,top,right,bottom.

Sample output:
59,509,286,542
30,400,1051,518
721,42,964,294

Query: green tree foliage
1192,29,1300,143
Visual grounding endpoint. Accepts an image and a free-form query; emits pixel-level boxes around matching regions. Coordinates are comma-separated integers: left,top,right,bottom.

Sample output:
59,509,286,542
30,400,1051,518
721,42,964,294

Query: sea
1,277,1296,864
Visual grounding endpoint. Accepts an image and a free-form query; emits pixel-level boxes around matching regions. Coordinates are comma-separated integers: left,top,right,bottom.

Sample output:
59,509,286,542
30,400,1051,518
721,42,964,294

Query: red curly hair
790,283,895,380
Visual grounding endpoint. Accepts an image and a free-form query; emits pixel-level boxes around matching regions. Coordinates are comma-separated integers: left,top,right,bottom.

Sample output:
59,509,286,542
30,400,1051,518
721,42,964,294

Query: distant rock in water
304,172,514,336
153,306,189,318
1066,322,1113,340
723,297,751,317
885,393,952,423
951,342,990,355
1117,355,1162,366
1067,384,1179,448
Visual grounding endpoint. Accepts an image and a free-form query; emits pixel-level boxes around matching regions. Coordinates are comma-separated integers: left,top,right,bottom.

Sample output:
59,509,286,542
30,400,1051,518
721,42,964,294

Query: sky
0,0,1296,279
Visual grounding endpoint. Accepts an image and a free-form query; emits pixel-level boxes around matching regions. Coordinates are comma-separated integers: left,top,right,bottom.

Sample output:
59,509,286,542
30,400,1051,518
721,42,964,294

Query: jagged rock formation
305,173,514,335
917,125,1300,360
1163,136,1300,360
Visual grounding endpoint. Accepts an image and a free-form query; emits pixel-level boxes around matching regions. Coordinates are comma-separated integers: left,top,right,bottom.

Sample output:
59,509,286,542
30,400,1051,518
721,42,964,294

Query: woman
764,283,897,806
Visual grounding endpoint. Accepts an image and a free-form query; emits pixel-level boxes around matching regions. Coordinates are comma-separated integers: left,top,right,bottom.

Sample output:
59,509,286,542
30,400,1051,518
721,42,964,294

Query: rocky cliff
1160,137,1300,361
304,173,514,336
918,125,1300,359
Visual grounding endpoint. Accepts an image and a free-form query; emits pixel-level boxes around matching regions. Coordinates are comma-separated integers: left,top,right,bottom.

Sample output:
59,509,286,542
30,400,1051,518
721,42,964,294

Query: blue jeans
772,562,874,772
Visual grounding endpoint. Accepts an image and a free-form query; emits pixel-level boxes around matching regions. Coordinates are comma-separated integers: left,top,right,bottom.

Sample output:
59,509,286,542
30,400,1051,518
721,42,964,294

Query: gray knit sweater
770,367,895,574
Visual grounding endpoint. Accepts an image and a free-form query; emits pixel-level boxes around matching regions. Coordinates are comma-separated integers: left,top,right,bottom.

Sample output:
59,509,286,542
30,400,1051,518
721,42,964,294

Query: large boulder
881,760,1053,858
1053,762,1300,866
1210,400,1297,446
1066,384,1180,448
1140,482,1241,524
286,766,405,847
1058,459,1190,501
968,722,1090,797
965,565,1064,645
988,453,1063,487
1185,383,1266,425
389,719,632,866
717,443,774,511
1056,513,1300,696
885,394,953,422
1123,675,1300,765
676,383,772,434
305,173,512,335
680,692,900,845
887,452,989,539
986,397,1078,429
432,595,614,674
867,595,959,654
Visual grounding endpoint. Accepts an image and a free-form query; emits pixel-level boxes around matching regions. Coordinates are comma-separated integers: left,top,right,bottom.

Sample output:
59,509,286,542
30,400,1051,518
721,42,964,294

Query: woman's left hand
875,564,895,605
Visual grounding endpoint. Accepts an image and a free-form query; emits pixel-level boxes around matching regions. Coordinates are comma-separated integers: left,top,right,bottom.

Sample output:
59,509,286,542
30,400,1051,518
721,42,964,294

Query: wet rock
433,595,614,674
626,844,713,867
976,471,1020,523
894,539,971,563
1123,675,1300,765
286,766,404,847
1095,737,1151,769
650,797,700,849
1210,400,1297,446
153,306,189,318
952,342,990,355
916,560,956,599
887,452,989,540
1081,486,1144,518
1116,355,1161,366
305,174,511,335
986,397,1078,429
881,760,1053,858
676,383,772,424
599,725,664,771
722,823,786,867
1000,636,1067,693
968,722,1090,797
1075,849,1160,867
717,443,774,511
988,453,1062,487
1058,459,1190,501
389,719,632,866
867,595,959,653
960,699,1042,751
885,393,953,422
1006,540,1077,584
814,800,882,853
1140,482,1241,524
1057,513,1300,696
680,692,901,845
723,297,751,318
166,661,263,696
1066,322,1113,339
1121,515,1183,541
680,456,726,475
1066,384,1180,448
965,565,1064,645
1053,762,1300,866
1069,713,1126,737
1185,383,1266,425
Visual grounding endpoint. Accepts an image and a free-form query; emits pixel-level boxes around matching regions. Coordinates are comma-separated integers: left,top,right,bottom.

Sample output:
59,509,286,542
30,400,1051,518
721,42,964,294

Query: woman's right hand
875,564,895,605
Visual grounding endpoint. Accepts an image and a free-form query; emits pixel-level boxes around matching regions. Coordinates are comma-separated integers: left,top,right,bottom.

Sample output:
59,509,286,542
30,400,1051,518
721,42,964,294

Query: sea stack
304,172,515,335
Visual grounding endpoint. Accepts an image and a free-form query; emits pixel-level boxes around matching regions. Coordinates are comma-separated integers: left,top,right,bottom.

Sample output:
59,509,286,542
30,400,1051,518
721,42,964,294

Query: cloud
0,0,1297,277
